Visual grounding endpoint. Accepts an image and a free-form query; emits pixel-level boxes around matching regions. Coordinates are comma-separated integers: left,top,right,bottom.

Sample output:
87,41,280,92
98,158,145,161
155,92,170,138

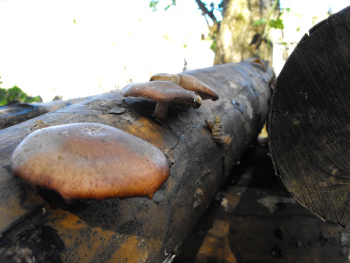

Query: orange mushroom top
11,123,170,202
122,81,201,106
150,73,219,101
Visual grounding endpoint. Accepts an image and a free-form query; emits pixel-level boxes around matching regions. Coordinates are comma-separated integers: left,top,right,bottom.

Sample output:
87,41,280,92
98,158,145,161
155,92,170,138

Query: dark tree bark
0,60,274,262
269,7,350,226
0,97,91,130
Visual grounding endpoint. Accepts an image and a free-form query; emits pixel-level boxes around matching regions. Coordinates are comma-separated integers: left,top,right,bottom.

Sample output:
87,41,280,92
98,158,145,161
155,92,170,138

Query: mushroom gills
122,81,202,120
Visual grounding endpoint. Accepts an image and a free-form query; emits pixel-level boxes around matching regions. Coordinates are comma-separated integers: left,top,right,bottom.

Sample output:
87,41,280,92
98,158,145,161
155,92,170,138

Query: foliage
0,79,42,106
252,18,284,30
149,0,176,12
248,0,290,59
149,0,287,61
252,1,289,38
208,32,218,51
149,0,224,52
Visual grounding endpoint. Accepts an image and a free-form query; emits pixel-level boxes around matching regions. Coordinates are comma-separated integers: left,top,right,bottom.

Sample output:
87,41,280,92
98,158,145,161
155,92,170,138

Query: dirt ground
173,140,350,263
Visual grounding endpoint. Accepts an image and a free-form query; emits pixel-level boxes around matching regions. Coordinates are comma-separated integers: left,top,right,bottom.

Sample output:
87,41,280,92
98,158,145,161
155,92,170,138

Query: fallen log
0,97,91,130
0,60,274,262
268,7,350,226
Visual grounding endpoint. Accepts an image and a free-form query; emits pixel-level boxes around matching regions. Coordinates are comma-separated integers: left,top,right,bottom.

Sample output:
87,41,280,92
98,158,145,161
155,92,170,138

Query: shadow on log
0,60,274,262
269,7,350,226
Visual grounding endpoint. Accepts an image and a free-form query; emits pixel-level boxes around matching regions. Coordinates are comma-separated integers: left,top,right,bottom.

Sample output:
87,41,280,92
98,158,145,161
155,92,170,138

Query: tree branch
195,0,217,25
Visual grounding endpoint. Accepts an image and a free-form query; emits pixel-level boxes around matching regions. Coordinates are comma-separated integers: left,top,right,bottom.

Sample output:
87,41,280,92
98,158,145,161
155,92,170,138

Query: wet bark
269,7,350,226
0,60,274,262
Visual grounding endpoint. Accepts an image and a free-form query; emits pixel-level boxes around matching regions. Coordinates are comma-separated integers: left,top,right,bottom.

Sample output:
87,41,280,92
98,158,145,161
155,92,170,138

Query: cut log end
269,6,350,226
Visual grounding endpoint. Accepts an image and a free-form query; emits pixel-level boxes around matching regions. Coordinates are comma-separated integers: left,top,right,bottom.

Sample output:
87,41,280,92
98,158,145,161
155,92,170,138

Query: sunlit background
0,0,348,102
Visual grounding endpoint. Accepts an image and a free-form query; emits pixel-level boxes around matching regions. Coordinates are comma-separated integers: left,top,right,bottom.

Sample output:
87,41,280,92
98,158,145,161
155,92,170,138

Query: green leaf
149,0,159,12
252,19,266,26
29,95,42,103
164,0,176,11
0,86,41,106
210,40,217,52
269,19,284,29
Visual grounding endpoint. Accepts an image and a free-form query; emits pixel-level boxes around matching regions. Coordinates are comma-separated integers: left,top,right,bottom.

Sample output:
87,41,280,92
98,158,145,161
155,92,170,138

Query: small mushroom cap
11,123,170,201
150,73,179,83
150,73,219,101
122,81,201,108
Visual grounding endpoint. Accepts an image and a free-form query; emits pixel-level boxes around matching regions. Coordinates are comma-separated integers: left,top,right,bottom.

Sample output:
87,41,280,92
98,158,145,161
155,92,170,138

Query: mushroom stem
153,102,169,119
122,81,203,120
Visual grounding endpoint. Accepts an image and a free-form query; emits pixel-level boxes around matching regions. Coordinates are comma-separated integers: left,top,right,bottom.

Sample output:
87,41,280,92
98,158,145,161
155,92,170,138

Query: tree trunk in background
214,0,278,64
0,60,274,262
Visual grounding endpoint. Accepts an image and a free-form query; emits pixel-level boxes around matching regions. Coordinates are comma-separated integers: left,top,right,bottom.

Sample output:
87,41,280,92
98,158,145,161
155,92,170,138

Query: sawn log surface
269,7,350,226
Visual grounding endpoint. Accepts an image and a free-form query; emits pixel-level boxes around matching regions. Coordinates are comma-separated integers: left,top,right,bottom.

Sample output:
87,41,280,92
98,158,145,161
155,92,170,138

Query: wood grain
269,6,350,226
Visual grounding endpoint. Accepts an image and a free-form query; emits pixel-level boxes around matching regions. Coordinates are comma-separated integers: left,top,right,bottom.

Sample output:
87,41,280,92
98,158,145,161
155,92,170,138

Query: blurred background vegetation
0,77,42,106
0,0,347,104
0,85,42,106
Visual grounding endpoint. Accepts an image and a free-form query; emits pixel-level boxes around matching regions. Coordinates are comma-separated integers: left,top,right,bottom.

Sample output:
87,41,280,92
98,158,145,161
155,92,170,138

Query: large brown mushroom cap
11,123,170,201
122,81,201,106
150,73,219,101
122,81,202,119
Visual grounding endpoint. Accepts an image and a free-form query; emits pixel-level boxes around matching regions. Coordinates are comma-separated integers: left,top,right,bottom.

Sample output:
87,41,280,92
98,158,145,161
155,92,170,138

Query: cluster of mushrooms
122,73,219,119
10,73,219,203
